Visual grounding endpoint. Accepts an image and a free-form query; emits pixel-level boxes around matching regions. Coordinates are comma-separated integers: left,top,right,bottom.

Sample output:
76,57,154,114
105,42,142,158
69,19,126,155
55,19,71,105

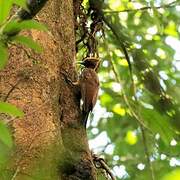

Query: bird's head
80,57,100,70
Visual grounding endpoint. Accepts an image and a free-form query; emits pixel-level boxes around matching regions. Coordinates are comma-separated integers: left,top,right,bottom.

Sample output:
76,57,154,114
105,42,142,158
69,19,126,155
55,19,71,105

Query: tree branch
15,0,49,21
93,153,116,180
103,0,178,14
108,54,150,130
102,14,136,95
140,125,155,180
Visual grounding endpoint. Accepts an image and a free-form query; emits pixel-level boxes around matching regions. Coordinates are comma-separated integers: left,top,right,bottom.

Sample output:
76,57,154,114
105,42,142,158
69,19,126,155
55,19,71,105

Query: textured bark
0,0,96,179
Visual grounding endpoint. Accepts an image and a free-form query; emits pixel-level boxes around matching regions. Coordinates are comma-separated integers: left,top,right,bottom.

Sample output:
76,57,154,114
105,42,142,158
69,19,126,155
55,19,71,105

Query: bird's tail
82,111,90,128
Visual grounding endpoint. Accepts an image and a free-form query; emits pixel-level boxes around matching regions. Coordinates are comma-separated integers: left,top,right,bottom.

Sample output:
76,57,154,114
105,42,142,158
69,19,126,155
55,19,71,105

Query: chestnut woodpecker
80,57,99,127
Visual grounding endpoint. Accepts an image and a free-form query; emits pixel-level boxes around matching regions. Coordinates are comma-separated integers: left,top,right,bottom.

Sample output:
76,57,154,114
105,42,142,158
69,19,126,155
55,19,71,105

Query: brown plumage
80,58,99,127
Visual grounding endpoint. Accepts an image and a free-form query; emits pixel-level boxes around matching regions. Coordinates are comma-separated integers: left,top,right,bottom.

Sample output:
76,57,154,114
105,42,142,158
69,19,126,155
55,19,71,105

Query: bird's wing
92,75,99,109
82,82,95,112
80,68,99,112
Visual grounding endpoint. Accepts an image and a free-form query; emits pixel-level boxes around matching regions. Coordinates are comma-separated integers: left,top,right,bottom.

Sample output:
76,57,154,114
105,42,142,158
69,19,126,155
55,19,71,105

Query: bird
79,57,100,127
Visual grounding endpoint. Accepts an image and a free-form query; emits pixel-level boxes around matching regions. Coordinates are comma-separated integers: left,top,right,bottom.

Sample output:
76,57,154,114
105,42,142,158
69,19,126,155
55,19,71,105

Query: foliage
76,0,180,179
0,0,179,179
0,1,48,69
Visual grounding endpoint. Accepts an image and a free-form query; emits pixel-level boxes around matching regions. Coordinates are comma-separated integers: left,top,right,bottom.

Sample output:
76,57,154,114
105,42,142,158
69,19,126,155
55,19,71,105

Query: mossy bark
0,0,96,179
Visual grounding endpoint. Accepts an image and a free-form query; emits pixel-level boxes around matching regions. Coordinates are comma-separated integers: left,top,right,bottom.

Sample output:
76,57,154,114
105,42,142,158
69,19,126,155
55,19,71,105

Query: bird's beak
76,61,85,66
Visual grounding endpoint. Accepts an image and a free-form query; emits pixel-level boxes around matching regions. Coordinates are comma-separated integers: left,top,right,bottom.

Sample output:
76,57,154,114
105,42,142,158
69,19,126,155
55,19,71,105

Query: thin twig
103,0,178,14
102,19,155,178
10,167,20,180
110,57,155,180
102,15,136,96
93,154,116,180
108,54,149,130
3,80,21,102
140,125,155,180
102,13,156,178
109,50,155,179
19,45,39,62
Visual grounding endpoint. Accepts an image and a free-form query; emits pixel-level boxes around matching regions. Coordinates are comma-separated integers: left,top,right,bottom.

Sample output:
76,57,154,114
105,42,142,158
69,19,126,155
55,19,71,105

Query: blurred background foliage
0,0,180,179
76,0,180,179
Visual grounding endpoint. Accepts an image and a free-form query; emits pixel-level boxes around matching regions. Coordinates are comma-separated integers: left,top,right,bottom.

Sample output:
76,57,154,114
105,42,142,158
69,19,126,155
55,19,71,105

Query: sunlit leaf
100,93,112,107
17,20,48,31
3,20,48,35
0,0,13,24
164,21,178,37
109,0,122,11
119,59,128,66
162,169,180,180
112,104,126,116
125,130,138,145
0,102,24,117
0,43,8,70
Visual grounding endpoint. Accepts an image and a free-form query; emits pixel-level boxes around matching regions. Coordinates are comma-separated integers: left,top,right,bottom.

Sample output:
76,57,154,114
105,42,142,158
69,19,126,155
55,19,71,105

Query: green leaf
0,43,8,70
3,20,48,35
141,108,174,145
2,21,19,36
0,0,13,24
13,0,29,11
11,35,43,52
18,20,48,32
0,121,13,147
162,169,180,180
0,102,24,117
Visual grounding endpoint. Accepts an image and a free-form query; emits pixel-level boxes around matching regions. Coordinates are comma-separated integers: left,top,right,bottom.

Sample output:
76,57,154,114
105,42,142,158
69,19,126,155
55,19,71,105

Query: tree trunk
0,0,96,179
